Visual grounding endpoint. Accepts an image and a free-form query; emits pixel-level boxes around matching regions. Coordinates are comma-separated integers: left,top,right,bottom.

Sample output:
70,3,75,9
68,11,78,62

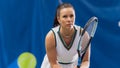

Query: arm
80,46,90,68
45,31,61,68
80,31,91,68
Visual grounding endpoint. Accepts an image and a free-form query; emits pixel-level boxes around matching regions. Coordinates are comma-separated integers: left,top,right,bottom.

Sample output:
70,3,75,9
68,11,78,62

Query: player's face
57,7,75,30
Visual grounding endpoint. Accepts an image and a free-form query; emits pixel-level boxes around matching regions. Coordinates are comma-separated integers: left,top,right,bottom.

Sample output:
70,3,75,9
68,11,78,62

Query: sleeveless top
51,25,81,64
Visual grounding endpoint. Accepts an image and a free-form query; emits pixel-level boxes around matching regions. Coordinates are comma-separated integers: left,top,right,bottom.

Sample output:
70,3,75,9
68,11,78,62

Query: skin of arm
74,29,90,68
45,31,62,68
80,31,91,68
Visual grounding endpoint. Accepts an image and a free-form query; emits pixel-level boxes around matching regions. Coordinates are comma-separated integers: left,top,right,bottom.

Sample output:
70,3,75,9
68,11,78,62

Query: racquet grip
77,57,81,68
77,66,80,68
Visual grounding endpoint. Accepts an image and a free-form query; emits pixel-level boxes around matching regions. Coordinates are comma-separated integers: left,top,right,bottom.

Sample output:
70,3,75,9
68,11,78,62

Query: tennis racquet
77,16,98,68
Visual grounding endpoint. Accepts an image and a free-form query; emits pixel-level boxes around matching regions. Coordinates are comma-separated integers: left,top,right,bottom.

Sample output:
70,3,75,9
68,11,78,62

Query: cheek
73,17,75,23
59,18,65,23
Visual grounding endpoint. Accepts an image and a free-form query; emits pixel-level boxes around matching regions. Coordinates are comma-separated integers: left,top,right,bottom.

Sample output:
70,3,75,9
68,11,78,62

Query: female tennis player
41,3,90,68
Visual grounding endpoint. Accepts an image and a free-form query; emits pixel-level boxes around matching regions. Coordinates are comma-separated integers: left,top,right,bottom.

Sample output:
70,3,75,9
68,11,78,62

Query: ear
57,16,61,24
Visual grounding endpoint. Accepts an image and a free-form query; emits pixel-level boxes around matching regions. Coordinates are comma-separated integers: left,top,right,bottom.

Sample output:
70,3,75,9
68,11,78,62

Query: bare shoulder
46,30,54,40
85,31,90,39
45,30,56,48
81,28,89,39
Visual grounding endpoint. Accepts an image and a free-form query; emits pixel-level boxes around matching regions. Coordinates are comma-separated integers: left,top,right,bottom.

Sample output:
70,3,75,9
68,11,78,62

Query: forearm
50,63,62,68
80,61,90,68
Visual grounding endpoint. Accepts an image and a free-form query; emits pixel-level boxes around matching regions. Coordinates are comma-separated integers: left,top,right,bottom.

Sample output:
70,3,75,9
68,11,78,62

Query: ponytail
53,13,60,27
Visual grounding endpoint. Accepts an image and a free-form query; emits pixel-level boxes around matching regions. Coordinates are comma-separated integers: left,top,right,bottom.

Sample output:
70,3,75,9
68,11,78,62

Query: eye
70,14,74,18
63,15,67,18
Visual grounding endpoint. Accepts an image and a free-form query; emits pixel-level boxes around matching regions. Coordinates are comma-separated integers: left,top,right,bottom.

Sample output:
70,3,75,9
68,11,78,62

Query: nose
67,17,72,22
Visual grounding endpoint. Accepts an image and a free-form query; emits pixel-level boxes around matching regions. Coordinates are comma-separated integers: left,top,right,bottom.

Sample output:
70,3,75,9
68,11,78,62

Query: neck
60,27,75,38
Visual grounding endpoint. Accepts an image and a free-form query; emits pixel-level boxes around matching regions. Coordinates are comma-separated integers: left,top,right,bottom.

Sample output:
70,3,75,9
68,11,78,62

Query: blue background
0,0,120,68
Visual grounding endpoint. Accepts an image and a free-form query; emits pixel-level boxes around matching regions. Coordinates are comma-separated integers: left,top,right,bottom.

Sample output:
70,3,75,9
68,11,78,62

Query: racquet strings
77,16,98,68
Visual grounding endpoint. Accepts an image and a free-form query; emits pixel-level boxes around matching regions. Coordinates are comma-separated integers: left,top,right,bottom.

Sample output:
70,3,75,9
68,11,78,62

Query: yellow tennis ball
17,52,37,68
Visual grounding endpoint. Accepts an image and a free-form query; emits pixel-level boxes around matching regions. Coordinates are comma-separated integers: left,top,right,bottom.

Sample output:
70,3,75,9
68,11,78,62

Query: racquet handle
77,66,80,68
77,57,81,68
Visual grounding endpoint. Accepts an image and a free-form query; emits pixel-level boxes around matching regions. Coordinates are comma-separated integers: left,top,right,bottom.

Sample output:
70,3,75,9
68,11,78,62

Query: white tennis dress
41,25,81,68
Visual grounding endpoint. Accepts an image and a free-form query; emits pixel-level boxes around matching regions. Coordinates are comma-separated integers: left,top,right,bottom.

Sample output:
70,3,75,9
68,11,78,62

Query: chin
67,25,74,29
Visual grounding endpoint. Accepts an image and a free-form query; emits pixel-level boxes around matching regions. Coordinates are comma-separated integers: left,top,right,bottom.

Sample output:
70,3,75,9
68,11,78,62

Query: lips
67,23,73,26
66,24,71,26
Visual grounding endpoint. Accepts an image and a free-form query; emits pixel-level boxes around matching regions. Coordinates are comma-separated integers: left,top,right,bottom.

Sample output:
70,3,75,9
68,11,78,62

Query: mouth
66,24,73,28
66,24,71,27
67,23,73,26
